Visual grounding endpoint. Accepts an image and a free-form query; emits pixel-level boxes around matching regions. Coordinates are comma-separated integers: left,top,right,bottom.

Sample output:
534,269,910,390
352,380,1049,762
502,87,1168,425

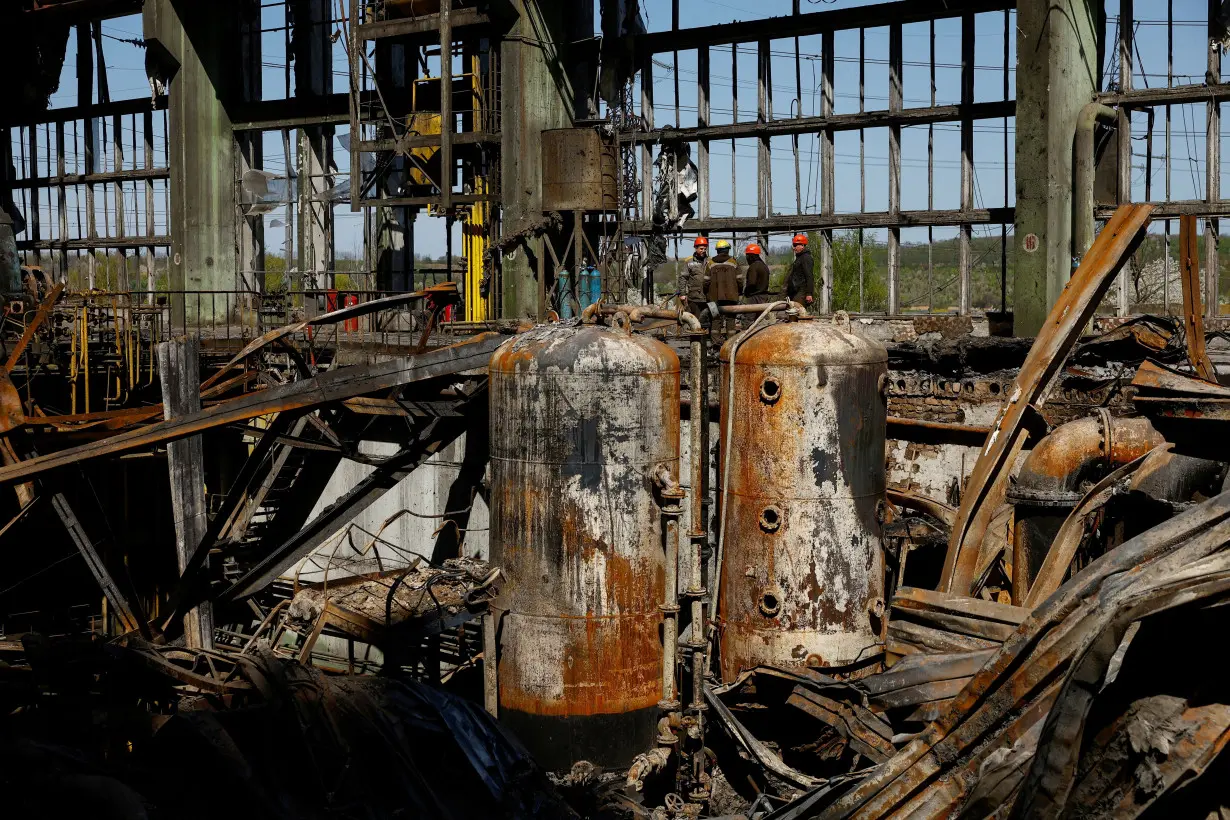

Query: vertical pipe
820,29,835,313
858,27,865,312
731,44,737,218
794,0,802,216
348,0,360,212
1166,0,1173,314
113,114,125,259
928,19,935,314
672,0,680,128
887,23,901,315
29,125,39,270
79,24,97,290
757,39,769,222
661,508,680,708
698,47,710,221
959,12,974,315
687,332,706,714
1118,0,1133,316
1001,8,1009,315
57,121,67,283
439,0,453,210
1207,0,1221,319
641,55,653,222
144,109,154,302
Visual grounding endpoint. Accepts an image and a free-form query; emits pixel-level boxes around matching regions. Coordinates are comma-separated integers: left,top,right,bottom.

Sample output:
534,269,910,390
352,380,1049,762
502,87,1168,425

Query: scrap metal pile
5,207,1230,819
683,207,1230,819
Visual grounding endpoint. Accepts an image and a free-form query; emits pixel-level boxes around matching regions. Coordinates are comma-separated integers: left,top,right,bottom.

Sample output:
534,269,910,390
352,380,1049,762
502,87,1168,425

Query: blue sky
18,0,1229,264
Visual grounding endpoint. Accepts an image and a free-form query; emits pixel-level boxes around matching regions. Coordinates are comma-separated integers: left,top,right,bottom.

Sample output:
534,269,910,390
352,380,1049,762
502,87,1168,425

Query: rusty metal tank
718,318,887,679
489,324,679,770
540,128,620,212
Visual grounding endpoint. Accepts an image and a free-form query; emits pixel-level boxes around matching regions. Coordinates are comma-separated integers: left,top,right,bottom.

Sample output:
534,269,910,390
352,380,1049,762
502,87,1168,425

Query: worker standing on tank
679,236,709,315
705,238,742,335
786,233,816,312
742,243,772,305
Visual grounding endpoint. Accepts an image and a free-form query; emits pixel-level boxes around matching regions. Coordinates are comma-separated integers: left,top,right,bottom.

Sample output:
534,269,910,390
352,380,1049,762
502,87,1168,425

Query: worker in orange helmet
679,236,709,310
742,242,772,304
786,232,815,312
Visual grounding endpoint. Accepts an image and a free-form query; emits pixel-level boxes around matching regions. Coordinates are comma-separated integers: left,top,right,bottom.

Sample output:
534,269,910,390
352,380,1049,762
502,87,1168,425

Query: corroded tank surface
718,319,887,679
540,128,620,212
490,324,679,770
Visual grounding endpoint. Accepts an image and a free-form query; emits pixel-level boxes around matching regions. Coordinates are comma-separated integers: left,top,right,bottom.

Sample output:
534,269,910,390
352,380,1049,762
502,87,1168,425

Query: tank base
499,704,659,772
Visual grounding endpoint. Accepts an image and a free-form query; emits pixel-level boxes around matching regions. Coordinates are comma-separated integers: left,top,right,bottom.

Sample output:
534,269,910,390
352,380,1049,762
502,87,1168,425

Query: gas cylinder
489,324,679,770
718,318,887,679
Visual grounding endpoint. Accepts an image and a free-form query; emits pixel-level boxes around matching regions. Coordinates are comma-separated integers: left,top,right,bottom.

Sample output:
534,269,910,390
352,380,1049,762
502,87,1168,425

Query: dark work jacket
786,250,815,300
705,252,741,302
743,256,772,302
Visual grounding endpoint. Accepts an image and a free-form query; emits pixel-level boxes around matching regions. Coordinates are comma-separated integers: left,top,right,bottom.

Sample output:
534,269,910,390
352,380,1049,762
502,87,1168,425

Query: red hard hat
694,236,709,247
745,243,762,255
792,233,808,245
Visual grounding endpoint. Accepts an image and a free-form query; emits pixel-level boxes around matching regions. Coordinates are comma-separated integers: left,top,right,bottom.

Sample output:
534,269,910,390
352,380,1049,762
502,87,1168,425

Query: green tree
820,230,886,312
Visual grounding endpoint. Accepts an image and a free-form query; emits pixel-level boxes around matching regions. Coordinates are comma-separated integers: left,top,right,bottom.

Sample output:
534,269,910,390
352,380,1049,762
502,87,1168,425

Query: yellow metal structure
463,178,487,321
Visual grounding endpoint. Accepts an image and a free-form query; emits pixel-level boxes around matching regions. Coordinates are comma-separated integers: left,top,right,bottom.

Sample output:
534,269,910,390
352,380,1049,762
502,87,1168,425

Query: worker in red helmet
679,236,709,309
742,242,772,304
786,232,815,311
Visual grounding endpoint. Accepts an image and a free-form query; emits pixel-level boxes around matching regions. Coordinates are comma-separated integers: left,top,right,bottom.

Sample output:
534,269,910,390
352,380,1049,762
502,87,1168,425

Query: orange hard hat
694,236,709,247
792,233,808,245
745,243,762,255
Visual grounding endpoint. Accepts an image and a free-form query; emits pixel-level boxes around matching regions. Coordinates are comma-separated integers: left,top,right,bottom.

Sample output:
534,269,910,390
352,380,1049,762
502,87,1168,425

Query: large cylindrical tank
540,128,620,212
490,324,679,770
718,319,887,679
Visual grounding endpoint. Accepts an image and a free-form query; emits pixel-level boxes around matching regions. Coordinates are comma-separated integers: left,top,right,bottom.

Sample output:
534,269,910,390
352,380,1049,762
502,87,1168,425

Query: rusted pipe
595,302,804,323
708,301,807,315
1074,103,1118,265
660,502,682,710
685,322,708,772
1008,414,1164,602
580,300,603,324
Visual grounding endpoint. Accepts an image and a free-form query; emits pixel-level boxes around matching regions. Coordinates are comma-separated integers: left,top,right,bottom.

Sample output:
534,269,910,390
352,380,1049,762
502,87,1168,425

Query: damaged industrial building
4,0,1230,817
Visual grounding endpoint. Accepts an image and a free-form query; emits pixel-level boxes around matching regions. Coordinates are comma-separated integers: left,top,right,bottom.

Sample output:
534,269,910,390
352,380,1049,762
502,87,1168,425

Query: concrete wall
293,435,490,584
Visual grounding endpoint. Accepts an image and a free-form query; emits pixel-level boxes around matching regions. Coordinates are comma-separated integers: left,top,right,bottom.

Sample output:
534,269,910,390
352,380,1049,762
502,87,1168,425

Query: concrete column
500,0,573,318
144,0,240,329
1012,0,1100,337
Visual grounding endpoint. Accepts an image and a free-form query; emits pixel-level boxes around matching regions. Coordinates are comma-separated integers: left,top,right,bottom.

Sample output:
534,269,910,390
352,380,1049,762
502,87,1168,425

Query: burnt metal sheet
801,489,1230,818
940,204,1153,595
1179,214,1219,382
788,687,897,763
0,332,504,486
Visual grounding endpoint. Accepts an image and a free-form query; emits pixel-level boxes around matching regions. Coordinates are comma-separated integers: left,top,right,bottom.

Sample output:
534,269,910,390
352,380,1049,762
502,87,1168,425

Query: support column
375,39,414,292
237,0,264,300
158,337,214,649
144,0,240,329
1012,0,1100,336
500,0,573,318
292,0,334,293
